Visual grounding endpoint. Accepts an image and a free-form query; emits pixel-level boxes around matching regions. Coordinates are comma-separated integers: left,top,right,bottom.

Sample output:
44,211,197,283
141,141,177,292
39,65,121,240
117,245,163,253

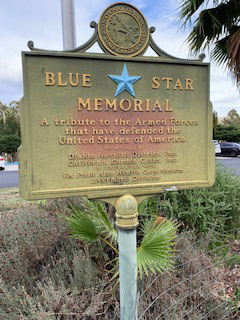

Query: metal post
116,195,139,320
61,0,76,50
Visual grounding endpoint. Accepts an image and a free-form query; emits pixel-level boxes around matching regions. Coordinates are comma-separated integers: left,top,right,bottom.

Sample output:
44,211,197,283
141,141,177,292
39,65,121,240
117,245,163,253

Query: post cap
115,195,139,229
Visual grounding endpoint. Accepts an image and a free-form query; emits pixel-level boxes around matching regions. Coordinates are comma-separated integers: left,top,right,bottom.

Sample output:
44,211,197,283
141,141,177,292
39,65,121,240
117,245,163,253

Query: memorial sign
19,3,215,201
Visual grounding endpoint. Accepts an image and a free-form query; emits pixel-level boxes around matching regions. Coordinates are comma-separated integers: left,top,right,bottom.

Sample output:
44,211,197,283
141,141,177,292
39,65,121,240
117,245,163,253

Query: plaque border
19,51,215,202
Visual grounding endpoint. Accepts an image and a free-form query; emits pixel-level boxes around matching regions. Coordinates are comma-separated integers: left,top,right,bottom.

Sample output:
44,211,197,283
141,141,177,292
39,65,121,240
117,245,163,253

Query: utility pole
61,0,76,50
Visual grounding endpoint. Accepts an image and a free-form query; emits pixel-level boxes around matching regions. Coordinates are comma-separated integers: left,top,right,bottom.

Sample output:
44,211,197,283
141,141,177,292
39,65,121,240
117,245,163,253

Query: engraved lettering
68,73,79,87
152,100,162,112
162,77,173,90
165,99,173,112
119,99,131,111
133,99,143,111
57,72,67,86
45,72,55,86
40,118,49,126
82,74,91,87
152,77,160,89
185,78,194,91
94,98,103,111
173,78,184,90
105,98,117,111
77,98,91,111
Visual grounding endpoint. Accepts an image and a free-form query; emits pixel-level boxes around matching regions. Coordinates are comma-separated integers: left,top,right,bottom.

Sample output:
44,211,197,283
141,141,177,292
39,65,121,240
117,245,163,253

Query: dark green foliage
137,218,178,277
0,113,20,135
65,197,117,245
65,197,178,278
0,134,21,154
178,0,240,85
0,101,20,136
0,100,21,154
215,124,240,142
139,166,240,236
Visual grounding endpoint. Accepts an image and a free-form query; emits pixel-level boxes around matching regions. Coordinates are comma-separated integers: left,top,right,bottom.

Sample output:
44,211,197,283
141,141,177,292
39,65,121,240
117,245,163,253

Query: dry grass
0,187,31,213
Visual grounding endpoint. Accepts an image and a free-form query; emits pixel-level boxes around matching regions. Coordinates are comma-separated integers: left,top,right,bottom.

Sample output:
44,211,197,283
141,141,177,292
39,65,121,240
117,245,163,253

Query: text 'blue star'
108,64,141,97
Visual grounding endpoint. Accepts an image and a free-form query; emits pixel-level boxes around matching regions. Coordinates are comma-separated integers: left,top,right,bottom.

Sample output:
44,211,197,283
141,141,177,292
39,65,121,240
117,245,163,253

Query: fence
137,232,240,320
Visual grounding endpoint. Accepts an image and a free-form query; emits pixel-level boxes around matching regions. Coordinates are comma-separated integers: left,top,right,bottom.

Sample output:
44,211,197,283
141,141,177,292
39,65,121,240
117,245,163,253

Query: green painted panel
19,52,214,200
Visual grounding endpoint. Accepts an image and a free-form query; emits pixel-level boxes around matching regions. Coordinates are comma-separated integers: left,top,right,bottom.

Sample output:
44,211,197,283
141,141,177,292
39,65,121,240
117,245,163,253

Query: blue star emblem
108,64,141,97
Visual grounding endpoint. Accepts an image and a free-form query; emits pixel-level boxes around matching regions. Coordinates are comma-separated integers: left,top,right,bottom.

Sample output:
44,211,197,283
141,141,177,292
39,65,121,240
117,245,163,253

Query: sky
0,0,239,117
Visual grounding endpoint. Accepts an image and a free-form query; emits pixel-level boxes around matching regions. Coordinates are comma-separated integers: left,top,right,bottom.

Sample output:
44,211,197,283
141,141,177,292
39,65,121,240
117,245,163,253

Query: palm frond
181,0,240,53
96,202,117,240
211,27,240,84
138,199,148,215
65,206,100,243
137,218,178,278
212,36,230,66
227,27,240,83
178,0,205,26
186,8,223,53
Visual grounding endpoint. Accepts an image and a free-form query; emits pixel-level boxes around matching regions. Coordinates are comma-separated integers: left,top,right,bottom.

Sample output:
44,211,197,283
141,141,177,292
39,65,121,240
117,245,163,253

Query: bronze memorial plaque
19,3,215,201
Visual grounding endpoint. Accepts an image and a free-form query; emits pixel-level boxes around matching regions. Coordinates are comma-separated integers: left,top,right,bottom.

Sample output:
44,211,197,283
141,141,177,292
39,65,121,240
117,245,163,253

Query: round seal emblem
98,3,150,57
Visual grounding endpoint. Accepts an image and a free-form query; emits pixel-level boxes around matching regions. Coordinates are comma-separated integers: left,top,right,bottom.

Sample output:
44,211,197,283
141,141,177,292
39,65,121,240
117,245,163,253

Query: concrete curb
5,165,19,172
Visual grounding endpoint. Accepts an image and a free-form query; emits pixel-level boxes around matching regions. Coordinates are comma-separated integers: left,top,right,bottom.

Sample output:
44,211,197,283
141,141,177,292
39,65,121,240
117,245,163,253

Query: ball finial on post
116,195,139,229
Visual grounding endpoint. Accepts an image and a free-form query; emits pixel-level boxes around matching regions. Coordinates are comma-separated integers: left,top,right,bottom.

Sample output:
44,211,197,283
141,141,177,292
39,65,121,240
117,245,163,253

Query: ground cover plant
139,165,240,237
0,165,240,319
0,187,29,212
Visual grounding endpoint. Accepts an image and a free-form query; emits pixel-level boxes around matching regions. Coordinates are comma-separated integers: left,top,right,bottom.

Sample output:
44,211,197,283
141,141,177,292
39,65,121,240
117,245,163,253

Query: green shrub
215,124,240,142
0,207,67,289
0,205,114,319
1,164,239,319
0,272,104,320
139,165,240,236
0,134,21,154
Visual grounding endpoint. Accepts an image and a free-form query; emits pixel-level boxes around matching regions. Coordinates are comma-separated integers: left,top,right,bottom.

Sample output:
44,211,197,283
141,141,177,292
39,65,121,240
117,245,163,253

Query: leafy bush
0,256,106,320
0,203,117,319
215,124,240,142
0,207,67,289
1,165,239,318
139,165,240,237
0,134,21,154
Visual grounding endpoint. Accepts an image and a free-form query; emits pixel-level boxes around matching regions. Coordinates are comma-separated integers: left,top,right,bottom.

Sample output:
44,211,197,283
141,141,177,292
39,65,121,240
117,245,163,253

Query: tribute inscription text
19,54,213,200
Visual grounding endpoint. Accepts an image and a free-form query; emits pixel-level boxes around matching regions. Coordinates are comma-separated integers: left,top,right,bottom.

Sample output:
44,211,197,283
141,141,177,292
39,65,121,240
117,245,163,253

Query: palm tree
179,0,240,85
65,197,178,279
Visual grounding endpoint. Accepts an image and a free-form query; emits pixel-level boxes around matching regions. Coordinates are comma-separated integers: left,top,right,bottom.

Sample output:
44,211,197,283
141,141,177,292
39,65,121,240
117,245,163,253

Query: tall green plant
65,198,177,278
139,165,240,236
